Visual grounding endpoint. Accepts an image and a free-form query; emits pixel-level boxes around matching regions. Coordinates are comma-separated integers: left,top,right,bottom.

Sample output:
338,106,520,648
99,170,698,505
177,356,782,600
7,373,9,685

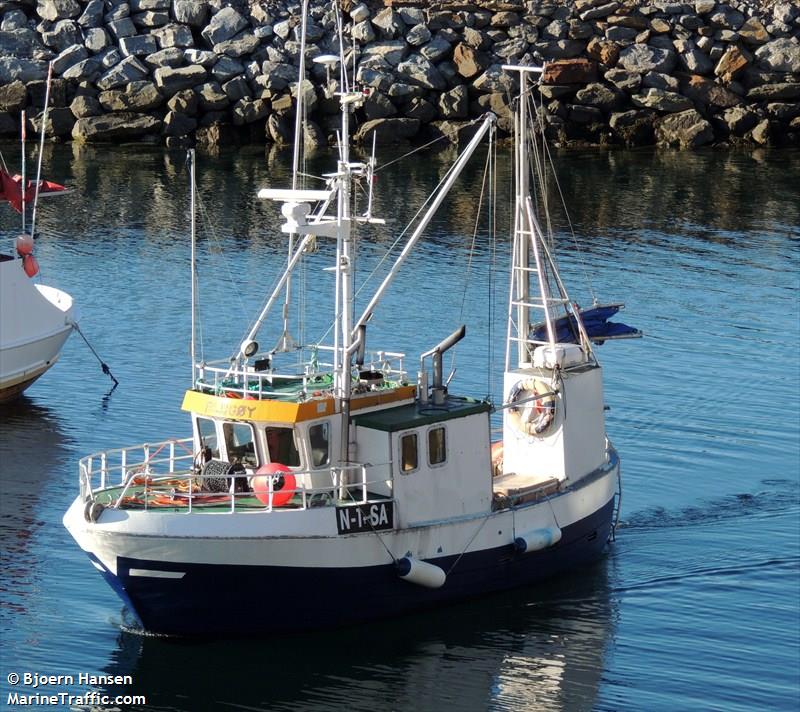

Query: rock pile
0,0,798,149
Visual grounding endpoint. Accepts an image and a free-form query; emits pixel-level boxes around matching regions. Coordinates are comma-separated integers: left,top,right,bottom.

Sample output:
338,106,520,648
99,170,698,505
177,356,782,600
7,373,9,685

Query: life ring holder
507,377,557,437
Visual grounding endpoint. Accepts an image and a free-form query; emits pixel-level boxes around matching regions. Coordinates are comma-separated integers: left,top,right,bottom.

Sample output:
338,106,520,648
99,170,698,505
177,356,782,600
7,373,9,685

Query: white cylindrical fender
514,526,562,553
396,556,446,588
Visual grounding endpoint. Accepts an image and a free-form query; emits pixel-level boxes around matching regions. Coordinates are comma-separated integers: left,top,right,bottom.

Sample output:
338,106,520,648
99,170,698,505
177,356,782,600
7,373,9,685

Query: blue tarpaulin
531,303,641,345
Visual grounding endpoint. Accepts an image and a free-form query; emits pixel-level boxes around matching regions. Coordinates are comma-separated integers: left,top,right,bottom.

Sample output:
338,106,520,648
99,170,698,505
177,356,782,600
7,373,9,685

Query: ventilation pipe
422,325,465,406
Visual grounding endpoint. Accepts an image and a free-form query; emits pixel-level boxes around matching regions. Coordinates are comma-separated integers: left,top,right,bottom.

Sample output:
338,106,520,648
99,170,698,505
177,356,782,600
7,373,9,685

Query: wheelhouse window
400,433,418,473
223,422,258,468
309,422,330,468
197,417,220,461
428,426,446,466
265,426,300,467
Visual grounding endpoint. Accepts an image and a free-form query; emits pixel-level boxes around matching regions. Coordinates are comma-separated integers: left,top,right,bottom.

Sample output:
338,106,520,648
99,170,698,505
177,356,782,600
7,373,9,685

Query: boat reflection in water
0,399,70,616
101,561,614,712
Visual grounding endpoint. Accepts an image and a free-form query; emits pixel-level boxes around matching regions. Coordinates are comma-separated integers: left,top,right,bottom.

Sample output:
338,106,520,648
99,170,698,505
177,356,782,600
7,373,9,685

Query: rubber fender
514,526,562,553
396,556,446,589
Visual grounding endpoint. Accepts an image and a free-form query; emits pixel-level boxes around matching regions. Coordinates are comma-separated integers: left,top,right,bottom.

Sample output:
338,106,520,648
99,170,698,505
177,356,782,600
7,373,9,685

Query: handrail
79,438,393,515
193,347,408,400
118,463,385,513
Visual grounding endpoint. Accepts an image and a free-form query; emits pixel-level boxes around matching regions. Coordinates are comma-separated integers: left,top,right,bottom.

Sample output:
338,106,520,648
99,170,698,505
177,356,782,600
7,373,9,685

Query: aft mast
504,64,590,370
501,64,606,485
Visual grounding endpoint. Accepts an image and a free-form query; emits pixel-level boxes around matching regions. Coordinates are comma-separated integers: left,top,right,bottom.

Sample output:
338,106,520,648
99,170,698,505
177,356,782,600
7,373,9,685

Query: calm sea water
0,139,798,712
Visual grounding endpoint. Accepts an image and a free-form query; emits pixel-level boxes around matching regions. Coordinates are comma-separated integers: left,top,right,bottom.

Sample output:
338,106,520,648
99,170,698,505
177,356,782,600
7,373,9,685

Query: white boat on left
1,79,74,402
0,235,75,402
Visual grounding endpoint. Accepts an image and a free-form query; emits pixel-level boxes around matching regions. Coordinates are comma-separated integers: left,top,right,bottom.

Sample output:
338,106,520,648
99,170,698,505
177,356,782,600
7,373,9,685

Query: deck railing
79,439,393,514
79,437,196,501
192,346,407,400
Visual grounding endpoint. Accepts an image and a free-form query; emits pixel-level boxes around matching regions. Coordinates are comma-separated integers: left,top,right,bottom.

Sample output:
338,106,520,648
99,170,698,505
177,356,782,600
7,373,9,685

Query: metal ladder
507,211,574,362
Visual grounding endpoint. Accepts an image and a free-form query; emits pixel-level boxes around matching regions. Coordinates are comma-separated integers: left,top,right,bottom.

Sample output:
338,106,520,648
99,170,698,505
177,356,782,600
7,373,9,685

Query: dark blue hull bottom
96,499,615,636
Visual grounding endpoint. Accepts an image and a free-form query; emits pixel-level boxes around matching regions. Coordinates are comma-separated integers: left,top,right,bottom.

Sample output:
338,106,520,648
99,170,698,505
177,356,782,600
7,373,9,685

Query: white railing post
268,477,274,512
100,453,107,490
86,456,93,493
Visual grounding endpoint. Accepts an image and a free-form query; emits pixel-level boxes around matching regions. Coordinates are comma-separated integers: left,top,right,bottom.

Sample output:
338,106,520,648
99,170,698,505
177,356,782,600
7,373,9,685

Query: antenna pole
30,61,53,239
190,149,197,384
276,0,310,353
20,110,26,232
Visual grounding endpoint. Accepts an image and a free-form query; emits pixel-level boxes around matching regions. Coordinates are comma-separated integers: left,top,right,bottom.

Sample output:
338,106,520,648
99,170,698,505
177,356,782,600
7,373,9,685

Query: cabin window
197,417,220,461
400,433,418,473
428,426,447,466
265,426,300,467
309,422,330,468
223,422,258,468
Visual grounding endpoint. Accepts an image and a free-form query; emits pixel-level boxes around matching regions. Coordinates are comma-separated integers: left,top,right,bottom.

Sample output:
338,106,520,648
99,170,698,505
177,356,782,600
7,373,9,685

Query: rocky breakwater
0,0,798,150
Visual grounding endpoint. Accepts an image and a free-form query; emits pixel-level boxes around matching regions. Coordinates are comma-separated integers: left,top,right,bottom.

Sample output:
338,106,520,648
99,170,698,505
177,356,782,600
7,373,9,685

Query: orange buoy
22,253,39,277
252,463,296,506
15,234,34,256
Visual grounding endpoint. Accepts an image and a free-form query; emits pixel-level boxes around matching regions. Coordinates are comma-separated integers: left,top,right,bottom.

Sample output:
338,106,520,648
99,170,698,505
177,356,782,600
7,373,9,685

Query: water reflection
0,399,70,617
96,561,614,712
0,139,796,711
4,141,797,263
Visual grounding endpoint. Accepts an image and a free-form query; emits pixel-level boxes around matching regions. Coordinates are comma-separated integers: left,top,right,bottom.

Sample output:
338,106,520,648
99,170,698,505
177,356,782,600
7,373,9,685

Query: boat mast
515,68,530,366
334,25,355,464
503,64,558,370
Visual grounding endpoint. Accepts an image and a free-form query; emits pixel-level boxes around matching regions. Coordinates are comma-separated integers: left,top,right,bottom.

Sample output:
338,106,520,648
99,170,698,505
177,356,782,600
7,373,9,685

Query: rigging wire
488,133,497,401
187,154,205,365
529,86,598,304
192,186,257,358
451,128,495,384
374,116,486,174
314,145,475,346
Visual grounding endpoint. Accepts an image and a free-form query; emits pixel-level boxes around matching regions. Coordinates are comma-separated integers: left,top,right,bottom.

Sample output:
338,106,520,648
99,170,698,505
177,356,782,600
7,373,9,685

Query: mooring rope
70,320,118,389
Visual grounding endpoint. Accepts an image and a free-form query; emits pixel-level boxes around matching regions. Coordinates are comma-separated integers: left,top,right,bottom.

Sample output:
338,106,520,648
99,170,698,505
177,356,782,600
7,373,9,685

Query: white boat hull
0,319,73,401
0,258,75,402
64,454,619,635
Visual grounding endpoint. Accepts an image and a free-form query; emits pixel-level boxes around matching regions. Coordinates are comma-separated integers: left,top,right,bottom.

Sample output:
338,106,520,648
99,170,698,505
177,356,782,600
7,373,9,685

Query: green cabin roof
352,396,491,432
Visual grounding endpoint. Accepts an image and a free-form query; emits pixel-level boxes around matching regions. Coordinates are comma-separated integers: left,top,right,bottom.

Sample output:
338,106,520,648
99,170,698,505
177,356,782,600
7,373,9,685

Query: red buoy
252,463,296,507
22,253,39,277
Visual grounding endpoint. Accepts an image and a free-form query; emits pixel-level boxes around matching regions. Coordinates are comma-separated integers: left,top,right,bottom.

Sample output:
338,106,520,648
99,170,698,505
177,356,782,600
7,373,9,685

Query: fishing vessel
64,29,638,633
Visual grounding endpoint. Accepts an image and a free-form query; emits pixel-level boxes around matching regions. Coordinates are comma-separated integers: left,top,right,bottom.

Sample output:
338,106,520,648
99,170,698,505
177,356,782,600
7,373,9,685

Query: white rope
451,129,495,380
314,149,468,345
446,512,492,576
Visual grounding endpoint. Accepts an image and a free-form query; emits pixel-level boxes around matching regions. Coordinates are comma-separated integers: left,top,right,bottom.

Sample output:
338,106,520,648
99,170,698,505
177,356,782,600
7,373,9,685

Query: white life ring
507,378,556,436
